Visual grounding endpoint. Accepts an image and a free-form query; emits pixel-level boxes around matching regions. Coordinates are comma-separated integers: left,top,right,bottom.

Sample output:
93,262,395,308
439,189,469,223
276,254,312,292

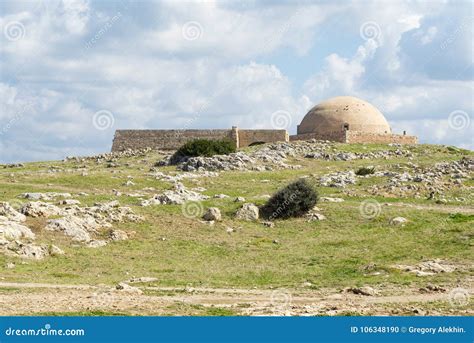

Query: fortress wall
112,129,233,151
345,131,418,144
290,130,417,144
237,129,289,147
111,128,289,151
289,130,347,142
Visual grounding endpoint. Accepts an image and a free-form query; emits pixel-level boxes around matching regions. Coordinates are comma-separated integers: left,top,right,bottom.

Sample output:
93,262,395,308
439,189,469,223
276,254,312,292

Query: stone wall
345,131,418,144
238,129,289,147
112,129,233,151
290,130,417,144
289,130,347,142
111,127,289,151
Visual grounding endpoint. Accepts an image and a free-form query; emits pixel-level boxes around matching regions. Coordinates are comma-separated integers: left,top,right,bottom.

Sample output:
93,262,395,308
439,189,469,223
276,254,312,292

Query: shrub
355,166,375,176
170,139,236,165
260,179,318,220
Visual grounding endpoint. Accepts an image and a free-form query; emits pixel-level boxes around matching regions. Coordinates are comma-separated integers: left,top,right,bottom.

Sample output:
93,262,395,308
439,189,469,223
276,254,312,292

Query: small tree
170,139,236,164
260,179,318,220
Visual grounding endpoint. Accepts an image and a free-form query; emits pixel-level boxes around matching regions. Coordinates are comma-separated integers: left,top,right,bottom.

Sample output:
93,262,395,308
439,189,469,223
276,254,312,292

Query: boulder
0,219,35,240
390,217,408,226
58,199,81,205
0,202,26,222
236,203,259,221
109,229,129,241
45,215,101,242
21,201,64,218
49,245,65,256
202,207,222,222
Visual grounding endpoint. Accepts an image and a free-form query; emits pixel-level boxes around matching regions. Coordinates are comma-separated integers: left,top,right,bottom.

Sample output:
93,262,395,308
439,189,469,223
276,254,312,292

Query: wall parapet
111,128,289,152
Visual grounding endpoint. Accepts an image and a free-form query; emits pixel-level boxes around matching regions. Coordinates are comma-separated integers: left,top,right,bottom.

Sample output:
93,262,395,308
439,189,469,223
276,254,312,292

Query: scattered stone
87,240,108,248
390,217,408,226
213,194,229,199
419,284,446,293
6,262,15,269
49,245,65,256
58,199,81,206
45,216,99,242
21,202,64,218
141,182,209,206
347,286,377,296
394,259,457,276
127,277,158,284
234,197,246,202
306,213,326,221
109,230,129,241
0,202,26,222
261,221,275,228
0,220,35,240
235,203,259,221
320,197,344,203
115,282,143,294
202,207,222,222
20,192,71,201
319,171,356,188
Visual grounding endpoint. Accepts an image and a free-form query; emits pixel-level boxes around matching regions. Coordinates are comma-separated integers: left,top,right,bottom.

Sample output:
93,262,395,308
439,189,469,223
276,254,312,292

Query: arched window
343,123,349,131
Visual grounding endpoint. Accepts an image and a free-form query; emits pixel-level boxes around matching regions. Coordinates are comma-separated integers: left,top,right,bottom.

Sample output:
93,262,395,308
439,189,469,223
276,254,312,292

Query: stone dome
297,96,391,135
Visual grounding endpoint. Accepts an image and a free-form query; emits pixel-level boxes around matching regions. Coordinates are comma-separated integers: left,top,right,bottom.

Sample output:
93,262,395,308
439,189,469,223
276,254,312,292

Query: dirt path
0,282,471,316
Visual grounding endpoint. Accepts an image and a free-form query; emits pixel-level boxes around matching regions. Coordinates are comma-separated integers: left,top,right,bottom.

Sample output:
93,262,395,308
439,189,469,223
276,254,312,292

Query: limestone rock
202,207,222,222
21,202,64,218
49,244,65,256
115,282,143,294
21,192,71,201
0,219,35,240
390,217,408,226
58,199,81,206
236,203,259,221
320,197,345,203
306,213,326,221
0,202,26,222
45,215,100,242
109,229,129,241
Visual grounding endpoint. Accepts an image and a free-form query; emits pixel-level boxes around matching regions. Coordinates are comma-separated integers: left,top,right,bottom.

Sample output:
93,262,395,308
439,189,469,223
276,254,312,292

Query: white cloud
0,0,472,163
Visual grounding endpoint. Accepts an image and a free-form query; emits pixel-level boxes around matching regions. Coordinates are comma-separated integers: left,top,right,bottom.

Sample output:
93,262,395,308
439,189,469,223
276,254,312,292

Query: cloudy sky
0,0,472,163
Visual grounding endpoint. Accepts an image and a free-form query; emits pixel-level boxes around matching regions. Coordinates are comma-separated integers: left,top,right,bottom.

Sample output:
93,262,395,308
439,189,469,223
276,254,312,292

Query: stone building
289,96,417,144
111,95,416,152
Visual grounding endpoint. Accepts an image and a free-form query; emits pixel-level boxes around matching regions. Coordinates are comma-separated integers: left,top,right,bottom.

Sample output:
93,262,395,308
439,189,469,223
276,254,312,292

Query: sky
0,0,473,163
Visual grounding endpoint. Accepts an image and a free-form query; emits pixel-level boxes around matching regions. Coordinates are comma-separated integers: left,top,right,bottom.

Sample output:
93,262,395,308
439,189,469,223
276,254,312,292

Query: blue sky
0,0,472,163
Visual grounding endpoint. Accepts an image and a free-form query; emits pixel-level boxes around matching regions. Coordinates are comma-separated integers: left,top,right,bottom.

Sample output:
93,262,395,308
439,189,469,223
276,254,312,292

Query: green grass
0,142,472,293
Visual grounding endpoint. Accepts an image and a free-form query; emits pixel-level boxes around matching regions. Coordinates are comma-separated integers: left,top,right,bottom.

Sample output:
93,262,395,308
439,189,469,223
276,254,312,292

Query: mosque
111,96,417,152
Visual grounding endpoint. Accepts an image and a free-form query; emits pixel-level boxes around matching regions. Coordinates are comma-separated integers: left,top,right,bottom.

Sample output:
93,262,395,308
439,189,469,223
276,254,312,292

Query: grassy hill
0,142,472,316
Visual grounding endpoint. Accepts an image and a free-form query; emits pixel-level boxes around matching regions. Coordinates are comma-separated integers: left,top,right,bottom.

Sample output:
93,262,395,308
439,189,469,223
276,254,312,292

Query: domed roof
297,96,391,135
